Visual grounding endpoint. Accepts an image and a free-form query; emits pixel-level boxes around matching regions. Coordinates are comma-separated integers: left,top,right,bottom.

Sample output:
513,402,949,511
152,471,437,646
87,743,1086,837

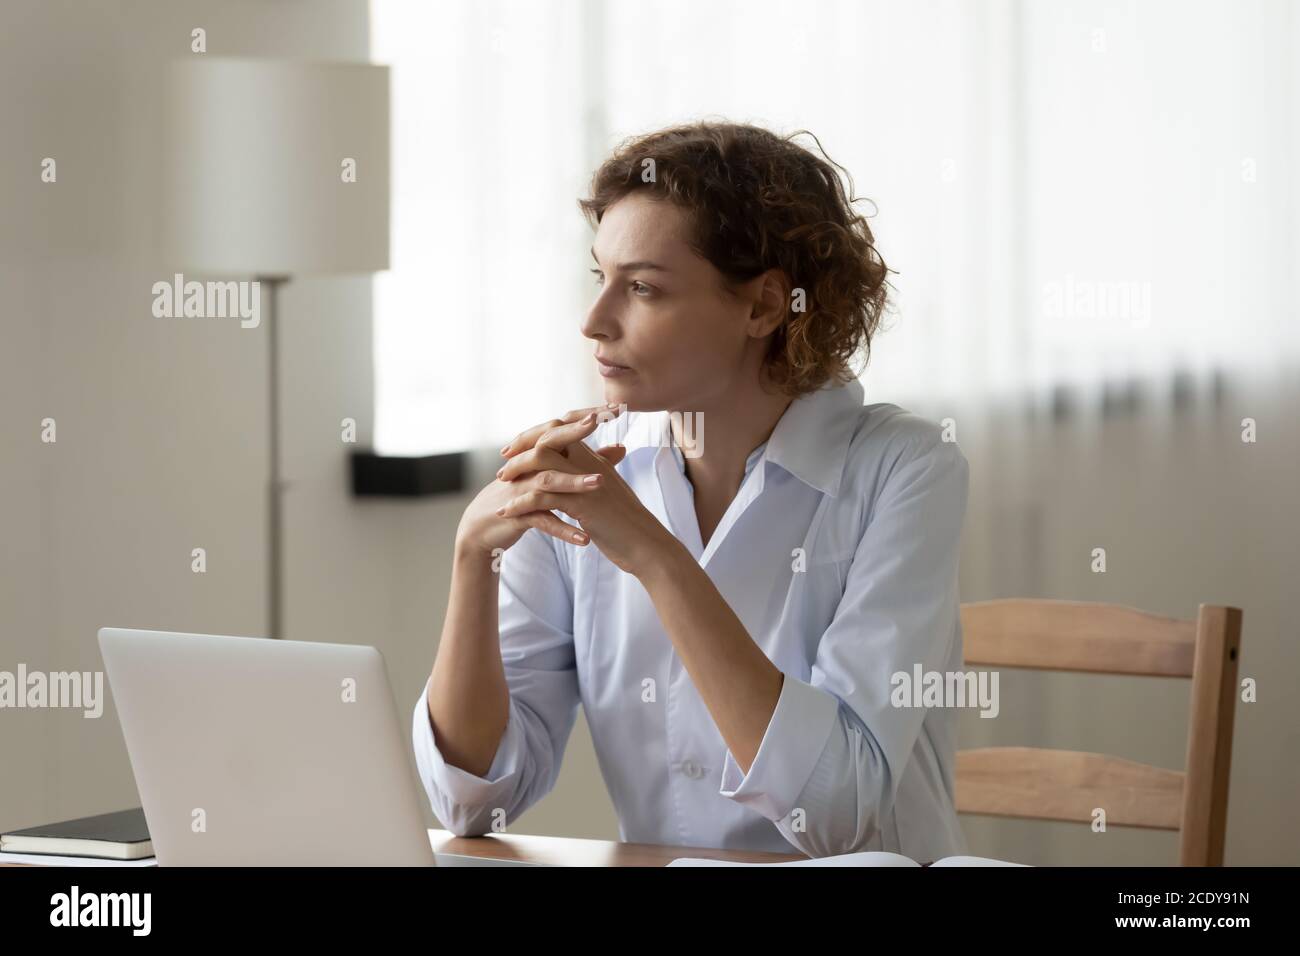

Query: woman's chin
602,382,642,411
603,377,677,414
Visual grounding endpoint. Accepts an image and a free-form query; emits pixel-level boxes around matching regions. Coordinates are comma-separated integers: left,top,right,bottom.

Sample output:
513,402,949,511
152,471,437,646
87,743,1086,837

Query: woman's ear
747,268,791,339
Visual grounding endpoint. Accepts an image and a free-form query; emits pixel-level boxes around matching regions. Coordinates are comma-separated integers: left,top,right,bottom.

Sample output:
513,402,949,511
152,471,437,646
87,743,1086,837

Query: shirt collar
764,376,864,497
616,376,865,498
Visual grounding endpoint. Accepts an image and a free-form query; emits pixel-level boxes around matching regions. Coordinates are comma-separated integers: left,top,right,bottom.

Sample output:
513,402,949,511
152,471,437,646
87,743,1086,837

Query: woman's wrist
452,530,501,573
633,528,694,588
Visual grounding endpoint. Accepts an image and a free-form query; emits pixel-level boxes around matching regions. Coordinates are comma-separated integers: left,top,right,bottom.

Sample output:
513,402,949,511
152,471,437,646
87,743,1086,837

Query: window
370,0,1299,453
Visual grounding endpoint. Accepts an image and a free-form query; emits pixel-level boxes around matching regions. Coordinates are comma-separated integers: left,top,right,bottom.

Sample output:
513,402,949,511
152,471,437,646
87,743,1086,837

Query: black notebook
1,808,153,861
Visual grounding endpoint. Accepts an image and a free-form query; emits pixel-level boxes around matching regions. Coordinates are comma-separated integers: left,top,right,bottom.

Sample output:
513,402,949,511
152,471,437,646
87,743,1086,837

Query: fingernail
583,474,600,485
495,507,506,516
582,412,596,424
572,531,588,543
499,444,510,455
496,468,504,479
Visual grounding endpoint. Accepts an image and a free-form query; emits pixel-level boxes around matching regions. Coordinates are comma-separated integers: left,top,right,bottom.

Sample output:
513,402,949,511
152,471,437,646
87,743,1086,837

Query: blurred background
1,0,1296,865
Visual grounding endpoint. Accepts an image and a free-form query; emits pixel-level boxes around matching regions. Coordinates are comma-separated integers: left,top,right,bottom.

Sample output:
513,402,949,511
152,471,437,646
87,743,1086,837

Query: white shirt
412,377,971,861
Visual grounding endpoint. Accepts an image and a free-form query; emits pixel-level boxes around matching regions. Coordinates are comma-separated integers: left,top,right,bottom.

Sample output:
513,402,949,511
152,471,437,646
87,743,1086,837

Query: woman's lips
596,357,634,378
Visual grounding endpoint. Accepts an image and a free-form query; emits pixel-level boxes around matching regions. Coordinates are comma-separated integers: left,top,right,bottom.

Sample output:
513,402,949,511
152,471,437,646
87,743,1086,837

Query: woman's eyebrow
590,247,671,272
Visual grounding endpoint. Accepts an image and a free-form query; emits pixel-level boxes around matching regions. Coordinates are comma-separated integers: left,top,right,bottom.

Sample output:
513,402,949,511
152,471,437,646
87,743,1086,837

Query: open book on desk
668,852,1027,867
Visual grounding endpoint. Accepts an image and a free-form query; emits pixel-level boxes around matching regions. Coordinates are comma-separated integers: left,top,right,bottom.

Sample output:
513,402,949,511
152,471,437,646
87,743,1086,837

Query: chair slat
961,599,1196,676
956,747,1185,830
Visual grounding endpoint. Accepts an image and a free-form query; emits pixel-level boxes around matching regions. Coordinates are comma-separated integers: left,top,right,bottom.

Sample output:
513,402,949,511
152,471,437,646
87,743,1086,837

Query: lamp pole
261,275,288,640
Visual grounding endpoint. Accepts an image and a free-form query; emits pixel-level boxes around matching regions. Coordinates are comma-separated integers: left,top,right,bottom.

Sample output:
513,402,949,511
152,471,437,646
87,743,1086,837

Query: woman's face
582,193,769,412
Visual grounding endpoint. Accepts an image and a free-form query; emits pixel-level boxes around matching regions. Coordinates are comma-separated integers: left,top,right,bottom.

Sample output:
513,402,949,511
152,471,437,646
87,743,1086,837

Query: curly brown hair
578,121,890,396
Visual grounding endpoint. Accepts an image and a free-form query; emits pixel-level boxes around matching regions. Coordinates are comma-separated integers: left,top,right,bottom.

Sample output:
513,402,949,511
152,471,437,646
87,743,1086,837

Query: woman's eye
590,270,652,296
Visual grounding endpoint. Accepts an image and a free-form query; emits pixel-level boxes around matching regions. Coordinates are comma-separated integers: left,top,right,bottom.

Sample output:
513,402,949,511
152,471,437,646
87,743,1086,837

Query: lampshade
165,57,389,276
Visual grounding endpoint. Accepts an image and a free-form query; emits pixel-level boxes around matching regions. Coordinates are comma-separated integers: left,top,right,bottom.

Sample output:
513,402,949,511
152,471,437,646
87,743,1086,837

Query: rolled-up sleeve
718,430,970,858
411,526,580,836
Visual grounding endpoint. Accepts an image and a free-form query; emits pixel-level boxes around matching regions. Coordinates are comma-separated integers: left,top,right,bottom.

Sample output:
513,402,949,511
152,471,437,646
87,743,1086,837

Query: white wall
0,0,619,844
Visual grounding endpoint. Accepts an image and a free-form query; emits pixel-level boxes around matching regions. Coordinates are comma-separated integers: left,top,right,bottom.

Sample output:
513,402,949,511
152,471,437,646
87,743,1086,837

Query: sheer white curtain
370,0,1300,454
370,0,596,455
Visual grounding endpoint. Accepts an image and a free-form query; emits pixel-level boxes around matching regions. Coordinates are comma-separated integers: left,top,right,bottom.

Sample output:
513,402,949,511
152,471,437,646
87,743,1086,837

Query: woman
413,121,970,861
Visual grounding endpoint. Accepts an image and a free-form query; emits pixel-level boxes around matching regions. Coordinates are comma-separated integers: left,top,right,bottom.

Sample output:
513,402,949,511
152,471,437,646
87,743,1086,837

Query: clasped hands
456,404,677,577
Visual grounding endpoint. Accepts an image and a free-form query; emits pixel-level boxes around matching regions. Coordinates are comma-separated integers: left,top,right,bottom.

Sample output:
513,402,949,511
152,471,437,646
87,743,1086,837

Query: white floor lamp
165,57,390,639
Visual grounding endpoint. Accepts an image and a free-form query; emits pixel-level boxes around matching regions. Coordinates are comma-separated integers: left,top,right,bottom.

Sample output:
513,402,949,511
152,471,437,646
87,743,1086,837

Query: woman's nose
581,293,619,342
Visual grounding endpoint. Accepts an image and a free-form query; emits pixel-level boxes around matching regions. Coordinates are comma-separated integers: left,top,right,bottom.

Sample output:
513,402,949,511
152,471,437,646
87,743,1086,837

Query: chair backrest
956,600,1243,866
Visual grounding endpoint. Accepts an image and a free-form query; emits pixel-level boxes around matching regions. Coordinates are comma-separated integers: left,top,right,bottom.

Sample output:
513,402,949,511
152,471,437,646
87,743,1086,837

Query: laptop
98,627,439,866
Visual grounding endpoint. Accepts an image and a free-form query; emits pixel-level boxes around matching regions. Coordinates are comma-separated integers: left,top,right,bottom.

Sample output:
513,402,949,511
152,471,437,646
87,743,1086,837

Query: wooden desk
0,830,805,867
429,829,804,867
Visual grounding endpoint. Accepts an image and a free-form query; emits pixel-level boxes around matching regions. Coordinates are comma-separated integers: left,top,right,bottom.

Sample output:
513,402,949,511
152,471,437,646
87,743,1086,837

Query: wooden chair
955,600,1243,866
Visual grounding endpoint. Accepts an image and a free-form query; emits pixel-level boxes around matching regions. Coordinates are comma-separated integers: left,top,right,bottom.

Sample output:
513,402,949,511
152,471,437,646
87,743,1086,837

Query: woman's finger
496,490,572,519
594,444,627,467
527,470,603,494
499,442,624,483
534,413,602,455
500,403,623,458
567,439,620,472
519,511,589,546
496,445,576,483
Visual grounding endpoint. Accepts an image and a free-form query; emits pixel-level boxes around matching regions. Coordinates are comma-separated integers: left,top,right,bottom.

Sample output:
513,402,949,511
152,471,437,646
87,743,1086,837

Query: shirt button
681,760,703,779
